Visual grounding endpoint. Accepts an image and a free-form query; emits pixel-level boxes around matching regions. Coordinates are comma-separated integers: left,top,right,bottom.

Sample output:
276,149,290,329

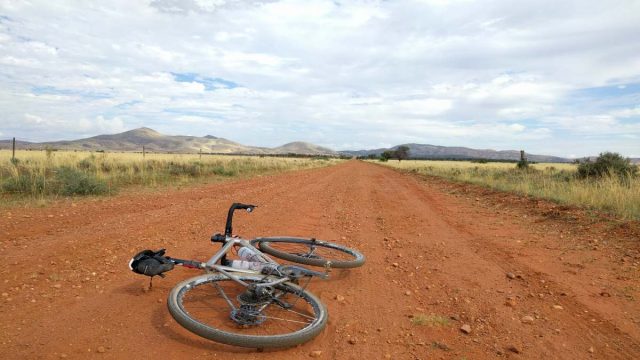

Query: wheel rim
175,276,323,337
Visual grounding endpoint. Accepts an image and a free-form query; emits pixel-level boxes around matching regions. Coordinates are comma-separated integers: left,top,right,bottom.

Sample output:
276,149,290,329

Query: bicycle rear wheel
254,237,365,268
167,273,327,348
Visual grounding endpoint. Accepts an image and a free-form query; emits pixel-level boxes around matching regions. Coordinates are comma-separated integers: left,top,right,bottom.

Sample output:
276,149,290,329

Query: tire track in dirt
1,161,639,359
365,164,640,359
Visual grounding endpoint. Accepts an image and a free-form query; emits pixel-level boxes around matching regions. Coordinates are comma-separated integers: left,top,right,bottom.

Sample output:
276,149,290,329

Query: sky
0,0,639,157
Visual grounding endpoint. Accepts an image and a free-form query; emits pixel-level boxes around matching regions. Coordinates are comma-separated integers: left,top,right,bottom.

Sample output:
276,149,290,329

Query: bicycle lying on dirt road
129,203,365,349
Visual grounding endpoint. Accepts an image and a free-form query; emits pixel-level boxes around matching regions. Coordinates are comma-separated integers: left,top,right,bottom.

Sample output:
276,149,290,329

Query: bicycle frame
140,202,327,292
168,237,292,289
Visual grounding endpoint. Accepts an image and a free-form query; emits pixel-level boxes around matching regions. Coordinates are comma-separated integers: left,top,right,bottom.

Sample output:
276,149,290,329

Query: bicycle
129,203,365,349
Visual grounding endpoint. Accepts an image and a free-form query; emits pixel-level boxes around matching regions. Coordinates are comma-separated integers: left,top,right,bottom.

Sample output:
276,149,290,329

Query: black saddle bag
129,249,174,277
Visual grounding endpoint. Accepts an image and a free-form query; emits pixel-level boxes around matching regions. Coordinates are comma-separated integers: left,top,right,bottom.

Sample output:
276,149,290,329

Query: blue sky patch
572,82,640,99
172,72,239,90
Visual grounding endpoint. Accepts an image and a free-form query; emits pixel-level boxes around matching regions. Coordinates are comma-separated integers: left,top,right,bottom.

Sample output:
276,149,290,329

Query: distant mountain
0,128,336,156
2,129,630,162
340,143,571,163
270,142,337,155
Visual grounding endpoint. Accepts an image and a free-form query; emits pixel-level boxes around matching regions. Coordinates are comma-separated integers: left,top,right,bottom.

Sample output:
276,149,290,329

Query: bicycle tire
167,273,327,348
254,237,365,268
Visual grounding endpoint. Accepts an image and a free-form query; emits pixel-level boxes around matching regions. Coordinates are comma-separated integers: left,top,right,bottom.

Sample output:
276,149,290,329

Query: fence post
12,137,16,161
143,145,145,159
199,148,202,160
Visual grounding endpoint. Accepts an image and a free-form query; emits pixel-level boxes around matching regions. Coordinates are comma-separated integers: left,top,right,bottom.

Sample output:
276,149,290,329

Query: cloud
0,0,639,157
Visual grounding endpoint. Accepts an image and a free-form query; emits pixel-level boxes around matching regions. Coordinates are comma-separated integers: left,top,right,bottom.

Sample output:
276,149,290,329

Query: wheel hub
230,304,266,326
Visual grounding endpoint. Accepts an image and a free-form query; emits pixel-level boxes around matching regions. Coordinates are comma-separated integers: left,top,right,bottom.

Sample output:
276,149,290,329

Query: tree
516,150,529,170
395,146,410,162
576,152,638,180
380,150,394,162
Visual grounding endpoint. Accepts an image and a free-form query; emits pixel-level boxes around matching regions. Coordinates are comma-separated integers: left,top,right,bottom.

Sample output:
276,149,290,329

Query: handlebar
225,203,257,237
211,203,258,244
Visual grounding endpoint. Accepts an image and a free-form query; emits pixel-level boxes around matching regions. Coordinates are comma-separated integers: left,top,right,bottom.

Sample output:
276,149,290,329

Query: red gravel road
1,161,640,359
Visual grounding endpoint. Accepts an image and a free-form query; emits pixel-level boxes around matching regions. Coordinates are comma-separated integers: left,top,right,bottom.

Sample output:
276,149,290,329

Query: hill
270,142,337,155
0,128,336,156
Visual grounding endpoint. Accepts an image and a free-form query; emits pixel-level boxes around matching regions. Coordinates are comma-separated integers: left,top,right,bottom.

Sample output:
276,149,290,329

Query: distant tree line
357,146,410,162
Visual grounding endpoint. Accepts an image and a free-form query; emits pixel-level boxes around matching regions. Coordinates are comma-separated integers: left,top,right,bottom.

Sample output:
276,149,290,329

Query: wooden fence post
12,137,16,161
143,145,146,158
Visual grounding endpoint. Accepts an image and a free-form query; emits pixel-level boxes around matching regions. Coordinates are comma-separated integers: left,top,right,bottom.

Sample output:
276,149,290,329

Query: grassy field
0,150,339,200
377,159,640,220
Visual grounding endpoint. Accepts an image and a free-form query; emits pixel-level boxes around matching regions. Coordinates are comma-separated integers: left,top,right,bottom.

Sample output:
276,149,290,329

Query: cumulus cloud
0,0,639,157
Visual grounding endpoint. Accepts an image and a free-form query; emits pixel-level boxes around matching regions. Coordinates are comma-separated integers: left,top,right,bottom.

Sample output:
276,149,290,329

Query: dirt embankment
1,161,639,359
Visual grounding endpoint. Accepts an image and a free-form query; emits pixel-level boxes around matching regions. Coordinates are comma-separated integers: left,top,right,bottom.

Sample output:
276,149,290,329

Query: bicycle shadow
150,306,283,354
321,268,351,282
114,278,174,297
115,280,269,352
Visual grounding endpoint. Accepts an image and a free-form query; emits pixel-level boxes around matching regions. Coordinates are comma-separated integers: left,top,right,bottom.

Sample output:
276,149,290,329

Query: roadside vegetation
377,153,640,220
1,150,339,200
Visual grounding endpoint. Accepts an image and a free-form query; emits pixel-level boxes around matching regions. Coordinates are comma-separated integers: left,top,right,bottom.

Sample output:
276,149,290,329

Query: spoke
211,281,236,310
257,289,317,321
179,277,321,337
261,315,313,325
287,276,311,310
282,307,317,321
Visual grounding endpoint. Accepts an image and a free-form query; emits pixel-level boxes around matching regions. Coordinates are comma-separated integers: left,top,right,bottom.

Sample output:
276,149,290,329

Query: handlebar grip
233,203,257,210
211,233,226,243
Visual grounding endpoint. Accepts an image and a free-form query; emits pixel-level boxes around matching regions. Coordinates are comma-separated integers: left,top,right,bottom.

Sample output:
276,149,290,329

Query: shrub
210,165,236,176
55,167,109,196
516,158,529,170
78,156,96,171
2,173,46,195
577,152,638,180
168,162,200,177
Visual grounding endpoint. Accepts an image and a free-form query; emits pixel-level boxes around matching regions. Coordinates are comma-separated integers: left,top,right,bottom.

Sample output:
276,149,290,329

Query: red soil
1,161,639,359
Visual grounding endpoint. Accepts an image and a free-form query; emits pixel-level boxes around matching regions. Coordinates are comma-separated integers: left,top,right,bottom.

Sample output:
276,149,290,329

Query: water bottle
229,260,265,271
238,246,261,262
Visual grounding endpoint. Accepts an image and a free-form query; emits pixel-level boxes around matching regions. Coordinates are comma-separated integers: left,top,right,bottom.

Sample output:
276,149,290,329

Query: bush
55,167,109,196
78,156,96,171
167,162,200,177
577,152,638,180
210,165,237,176
516,158,529,170
2,173,46,195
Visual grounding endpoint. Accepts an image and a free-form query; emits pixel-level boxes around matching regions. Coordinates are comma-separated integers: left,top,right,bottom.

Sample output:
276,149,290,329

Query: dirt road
1,161,639,359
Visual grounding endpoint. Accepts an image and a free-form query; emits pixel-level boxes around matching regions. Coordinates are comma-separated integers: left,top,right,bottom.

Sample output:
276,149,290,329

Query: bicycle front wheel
254,237,365,268
167,273,327,348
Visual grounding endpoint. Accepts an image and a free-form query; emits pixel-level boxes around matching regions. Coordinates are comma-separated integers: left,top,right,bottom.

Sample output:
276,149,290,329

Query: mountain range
0,128,337,156
2,127,625,163
340,144,570,163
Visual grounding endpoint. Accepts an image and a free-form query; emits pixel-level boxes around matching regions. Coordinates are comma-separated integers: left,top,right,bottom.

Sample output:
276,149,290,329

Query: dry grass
377,159,640,220
410,314,451,327
0,150,340,199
